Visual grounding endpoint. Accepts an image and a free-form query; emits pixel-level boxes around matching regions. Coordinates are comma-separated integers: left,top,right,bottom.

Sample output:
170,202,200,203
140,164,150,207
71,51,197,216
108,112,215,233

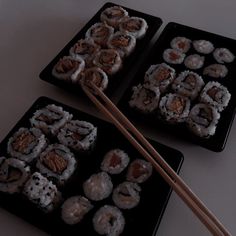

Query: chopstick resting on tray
82,83,231,236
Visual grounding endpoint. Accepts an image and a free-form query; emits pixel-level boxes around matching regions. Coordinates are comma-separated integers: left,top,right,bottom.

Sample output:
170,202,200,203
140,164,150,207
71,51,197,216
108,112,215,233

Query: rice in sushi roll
144,63,176,93
129,83,160,114
93,49,122,75
163,48,185,64
159,93,191,124
100,149,130,175
93,205,125,236
187,103,220,138
61,195,93,225
107,31,136,58
193,40,214,54
126,159,153,184
172,71,205,100
57,120,97,153
23,172,61,212
100,6,128,28
30,104,72,136
0,157,30,194
83,172,113,201
7,127,47,163
170,36,191,53
213,48,235,64
80,67,108,93
112,181,141,209
36,144,77,185
52,55,85,83
119,16,148,39
199,81,231,112
203,64,228,78
69,38,100,67
85,22,114,48
184,54,205,70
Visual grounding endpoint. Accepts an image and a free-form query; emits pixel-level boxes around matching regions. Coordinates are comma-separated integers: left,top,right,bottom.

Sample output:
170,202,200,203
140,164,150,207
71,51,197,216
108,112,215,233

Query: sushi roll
30,104,73,136
36,144,77,186
52,55,85,83
85,22,114,48
107,31,136,58
184,54,205,70
159,93,191,124
213,48,235,64
187,103,220,138
126,159,153,184
7,127,47,163
93,205,125,236
112,181,141,209
172,71,205,100
100,6,129,28
69,38,100,67
83,172,113,201
119,16,148,39
61,195,93,225
170,36,191,53
163,48,186,64
80,67,108,94
23,172,61,213
93,49,122,75
57,120,97,153
203,64,228,78
100,149,130,175
0,157,30,194
144,63,176,93
193,40,214,54
199,81,231,112
129,83,160,114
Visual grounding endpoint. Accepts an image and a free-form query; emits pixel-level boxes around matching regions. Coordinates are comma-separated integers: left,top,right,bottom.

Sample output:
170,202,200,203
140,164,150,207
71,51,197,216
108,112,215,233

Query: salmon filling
168,97,185,114
43,151,68,174
110,35,130,48
55,59,81,74
12,132,35,153
122,19,142,32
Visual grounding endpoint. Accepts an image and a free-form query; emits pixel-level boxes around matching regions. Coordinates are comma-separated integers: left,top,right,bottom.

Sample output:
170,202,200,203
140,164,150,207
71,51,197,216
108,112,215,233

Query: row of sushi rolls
129,36,235,138
0,102,153,235
52,5,148,91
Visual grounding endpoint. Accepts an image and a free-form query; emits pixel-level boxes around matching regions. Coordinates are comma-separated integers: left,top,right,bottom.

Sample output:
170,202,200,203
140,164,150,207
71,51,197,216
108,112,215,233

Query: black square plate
118,22,236,152
0,96,183,236
39,2,162,99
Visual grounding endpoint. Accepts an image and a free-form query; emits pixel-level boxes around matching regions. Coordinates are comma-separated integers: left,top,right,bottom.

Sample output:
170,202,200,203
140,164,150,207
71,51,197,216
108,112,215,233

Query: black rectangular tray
0,96,183,236
39,2,163,99
118,22,236,152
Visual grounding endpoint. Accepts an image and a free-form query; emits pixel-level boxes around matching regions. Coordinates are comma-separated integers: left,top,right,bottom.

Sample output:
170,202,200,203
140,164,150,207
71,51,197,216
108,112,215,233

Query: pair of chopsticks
82,83,231,236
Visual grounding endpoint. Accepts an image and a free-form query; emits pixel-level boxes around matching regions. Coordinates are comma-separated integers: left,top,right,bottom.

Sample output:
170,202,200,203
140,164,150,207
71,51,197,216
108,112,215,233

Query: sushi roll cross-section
93,205,125,236
57,120,97,153
100,6,129,28
126,159,153,184
144,63,176,93
119,16,148,39
100,149,130,175
36,144,77,186
112,181,141,209
23,172,61,213
0,157,30,194
30,104,73,136
7,127,47,163
61,195,93,225
83,172,113,201
52,56,85,83
129,83,160,114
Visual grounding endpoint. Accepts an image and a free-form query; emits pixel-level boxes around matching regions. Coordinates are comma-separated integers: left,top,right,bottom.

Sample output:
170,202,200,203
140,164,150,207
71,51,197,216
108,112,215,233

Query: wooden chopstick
82,84,231,236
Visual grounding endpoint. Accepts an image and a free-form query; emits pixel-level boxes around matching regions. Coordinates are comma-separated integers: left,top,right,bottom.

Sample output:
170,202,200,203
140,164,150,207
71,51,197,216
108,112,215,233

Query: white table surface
0,0,235,235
